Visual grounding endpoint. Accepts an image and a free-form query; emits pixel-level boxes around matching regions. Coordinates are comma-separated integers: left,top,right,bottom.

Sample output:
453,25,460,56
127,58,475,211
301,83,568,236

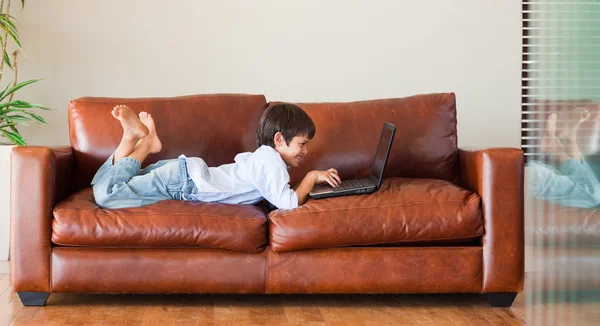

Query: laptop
309,122,396,199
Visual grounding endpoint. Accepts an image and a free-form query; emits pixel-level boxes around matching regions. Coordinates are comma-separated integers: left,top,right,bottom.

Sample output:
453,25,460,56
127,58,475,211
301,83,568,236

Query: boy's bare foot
557,107,591,138
541,113,563,154
137,112,162,154
560,107,589,161
575,107,590,133
112,105,149,141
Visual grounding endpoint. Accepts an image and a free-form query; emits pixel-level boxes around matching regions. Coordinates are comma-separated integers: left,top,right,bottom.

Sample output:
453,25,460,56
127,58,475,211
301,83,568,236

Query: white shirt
182,145,299,210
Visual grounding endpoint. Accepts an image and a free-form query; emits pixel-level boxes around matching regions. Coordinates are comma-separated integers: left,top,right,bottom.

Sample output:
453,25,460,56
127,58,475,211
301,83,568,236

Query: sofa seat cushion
52,188,269,252
268,177,483,252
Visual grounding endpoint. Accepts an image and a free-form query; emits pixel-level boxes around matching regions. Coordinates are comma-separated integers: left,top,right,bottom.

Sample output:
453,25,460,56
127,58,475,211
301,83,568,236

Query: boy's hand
295,168,341,207
313,168,341,188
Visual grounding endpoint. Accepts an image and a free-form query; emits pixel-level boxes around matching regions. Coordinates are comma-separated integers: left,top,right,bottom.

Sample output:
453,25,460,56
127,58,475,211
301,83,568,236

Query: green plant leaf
3,51,12,70
1,115,28,127
0,100,31,110
29,104,51,110
1,102,52,112
9,124,19,134
12,101,51,110
0,14,18,27
0,20,17,39
6,114,31,123
0,100,29,109
0,79,41,101
1,129,26,146
0,15,18,34
6,114,27,119
4,111,47,124
25,113,46,124
0,15,21,49
0,14,18,23
0,101,19,110
0,83,11,99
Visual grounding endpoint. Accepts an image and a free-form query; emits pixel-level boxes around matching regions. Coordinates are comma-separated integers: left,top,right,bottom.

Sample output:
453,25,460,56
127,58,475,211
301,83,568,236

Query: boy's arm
294,171,317,206
294,169,341,206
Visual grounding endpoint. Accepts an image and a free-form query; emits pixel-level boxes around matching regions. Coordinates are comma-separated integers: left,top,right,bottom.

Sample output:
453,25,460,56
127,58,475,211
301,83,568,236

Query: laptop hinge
368,176,379,186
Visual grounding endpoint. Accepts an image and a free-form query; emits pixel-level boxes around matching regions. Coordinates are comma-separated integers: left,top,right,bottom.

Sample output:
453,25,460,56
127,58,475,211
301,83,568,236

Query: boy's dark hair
256,103,316,147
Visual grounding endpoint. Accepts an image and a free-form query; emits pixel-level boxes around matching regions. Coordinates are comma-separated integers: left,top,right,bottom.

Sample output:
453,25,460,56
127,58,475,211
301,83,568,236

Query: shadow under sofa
10,93,524,307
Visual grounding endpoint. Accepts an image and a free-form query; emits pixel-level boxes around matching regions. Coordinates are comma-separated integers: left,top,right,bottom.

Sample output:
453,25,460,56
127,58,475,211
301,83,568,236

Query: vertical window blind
523,2,600,325
522,0,600,161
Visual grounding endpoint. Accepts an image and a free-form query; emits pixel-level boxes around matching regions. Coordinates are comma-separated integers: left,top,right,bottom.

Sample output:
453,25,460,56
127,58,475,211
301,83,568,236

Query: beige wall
13,0,521,148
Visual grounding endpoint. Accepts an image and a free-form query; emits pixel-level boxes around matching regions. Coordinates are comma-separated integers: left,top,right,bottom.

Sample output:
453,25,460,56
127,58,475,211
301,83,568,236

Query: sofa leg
485,292,518,307
18,292,50,306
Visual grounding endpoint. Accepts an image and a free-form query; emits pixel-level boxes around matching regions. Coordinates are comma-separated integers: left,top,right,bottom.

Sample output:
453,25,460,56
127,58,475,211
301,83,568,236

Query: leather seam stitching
336,234,484,246
53,209,266,220
264,250,269,294
50,243,262,253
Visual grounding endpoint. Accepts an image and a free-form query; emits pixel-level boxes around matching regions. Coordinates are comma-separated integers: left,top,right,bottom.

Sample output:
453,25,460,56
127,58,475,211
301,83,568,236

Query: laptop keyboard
335,178,373,191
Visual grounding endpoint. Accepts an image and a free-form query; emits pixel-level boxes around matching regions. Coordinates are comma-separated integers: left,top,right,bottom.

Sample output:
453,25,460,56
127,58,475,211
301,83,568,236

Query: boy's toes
145,113,155,128
548,113,557,126
111,107,120,119
579,108,590,121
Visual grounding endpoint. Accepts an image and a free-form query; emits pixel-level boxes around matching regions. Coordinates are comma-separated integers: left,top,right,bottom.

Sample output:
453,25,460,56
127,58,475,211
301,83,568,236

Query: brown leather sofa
10,93,524,307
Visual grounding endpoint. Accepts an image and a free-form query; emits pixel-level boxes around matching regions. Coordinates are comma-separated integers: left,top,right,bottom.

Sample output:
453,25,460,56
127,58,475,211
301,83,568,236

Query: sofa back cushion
273,93,458,185
69,94,267,191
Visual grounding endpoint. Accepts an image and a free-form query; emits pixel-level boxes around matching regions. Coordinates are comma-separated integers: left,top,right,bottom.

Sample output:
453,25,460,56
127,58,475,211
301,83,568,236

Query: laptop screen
369,123,396,186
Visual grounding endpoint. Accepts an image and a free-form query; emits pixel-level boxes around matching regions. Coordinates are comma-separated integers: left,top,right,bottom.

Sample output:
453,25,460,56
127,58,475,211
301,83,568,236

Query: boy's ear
274,132,284,147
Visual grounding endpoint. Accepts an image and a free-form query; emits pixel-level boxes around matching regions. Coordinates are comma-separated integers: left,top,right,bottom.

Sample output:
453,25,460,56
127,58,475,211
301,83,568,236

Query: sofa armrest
10,146,74,292
458,148,524,293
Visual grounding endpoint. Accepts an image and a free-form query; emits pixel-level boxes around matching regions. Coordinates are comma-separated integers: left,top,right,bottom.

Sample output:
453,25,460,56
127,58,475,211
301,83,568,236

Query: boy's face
273,133,311,168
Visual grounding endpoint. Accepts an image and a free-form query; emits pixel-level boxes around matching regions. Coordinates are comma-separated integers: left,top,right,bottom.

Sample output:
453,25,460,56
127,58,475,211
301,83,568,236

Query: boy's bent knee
93,186,125,209
93,190,115,209
93,194,138,209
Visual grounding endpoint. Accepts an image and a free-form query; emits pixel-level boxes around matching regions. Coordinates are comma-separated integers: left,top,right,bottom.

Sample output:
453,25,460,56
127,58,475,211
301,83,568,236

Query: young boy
527,107,600,208
91,103,341,210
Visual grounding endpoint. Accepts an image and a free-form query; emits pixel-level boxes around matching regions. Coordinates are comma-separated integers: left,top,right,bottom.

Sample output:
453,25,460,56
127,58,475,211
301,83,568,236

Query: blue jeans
526,157,600,208
91,153,196,209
